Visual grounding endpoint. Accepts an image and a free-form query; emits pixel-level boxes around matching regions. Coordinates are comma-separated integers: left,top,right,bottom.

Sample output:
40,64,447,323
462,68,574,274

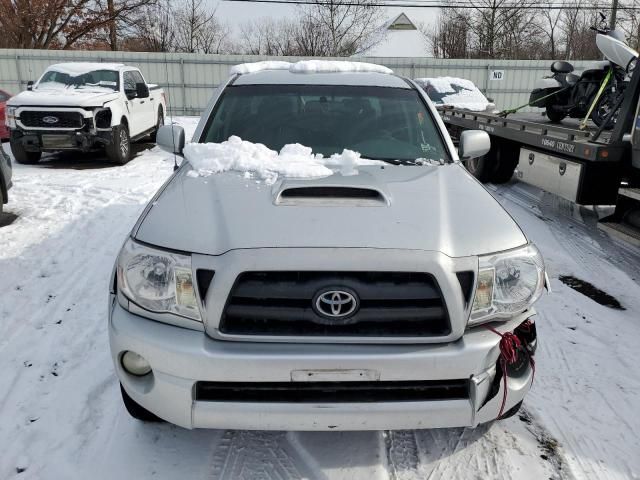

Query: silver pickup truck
108,61,546,431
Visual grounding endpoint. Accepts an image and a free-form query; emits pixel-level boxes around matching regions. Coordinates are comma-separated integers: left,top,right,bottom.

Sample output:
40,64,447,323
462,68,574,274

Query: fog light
121,351,151,376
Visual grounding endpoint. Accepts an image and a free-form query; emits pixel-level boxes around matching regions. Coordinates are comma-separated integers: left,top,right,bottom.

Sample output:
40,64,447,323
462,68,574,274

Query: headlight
628,57,637,74
116,238,201,321
468,244,545,326
5,107,16,128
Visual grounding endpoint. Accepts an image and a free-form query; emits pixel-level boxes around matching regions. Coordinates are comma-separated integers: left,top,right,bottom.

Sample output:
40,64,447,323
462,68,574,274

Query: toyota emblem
313,288,359,321
42,116,59,124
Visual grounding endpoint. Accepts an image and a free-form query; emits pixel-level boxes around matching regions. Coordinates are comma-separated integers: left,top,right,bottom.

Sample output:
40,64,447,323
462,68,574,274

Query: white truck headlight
116,238,201,321
6,107,17,128
468,244,545,326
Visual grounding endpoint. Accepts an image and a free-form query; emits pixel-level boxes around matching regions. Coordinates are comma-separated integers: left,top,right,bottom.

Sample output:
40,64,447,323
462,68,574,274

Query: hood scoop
276,185,389,206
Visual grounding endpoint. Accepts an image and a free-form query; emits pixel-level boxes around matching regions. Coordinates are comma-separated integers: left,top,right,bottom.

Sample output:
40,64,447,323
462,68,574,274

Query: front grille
195,380,469,403
220,271,450,337
20,111,83,129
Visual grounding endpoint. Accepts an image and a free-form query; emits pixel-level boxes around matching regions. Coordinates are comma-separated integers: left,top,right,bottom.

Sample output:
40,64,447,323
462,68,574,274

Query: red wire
485,325,534,419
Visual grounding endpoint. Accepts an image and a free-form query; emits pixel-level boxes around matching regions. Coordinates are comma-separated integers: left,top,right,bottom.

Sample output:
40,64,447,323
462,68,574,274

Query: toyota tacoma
108,61,546,431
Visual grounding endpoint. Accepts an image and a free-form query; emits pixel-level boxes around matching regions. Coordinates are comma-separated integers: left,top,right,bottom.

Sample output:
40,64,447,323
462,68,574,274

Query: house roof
388,13,417,30
360,13,426,57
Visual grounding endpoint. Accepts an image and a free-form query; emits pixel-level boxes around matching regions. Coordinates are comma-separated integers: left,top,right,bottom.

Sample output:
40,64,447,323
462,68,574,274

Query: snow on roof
48,62,127,75
184,136,383,184
415,77,496,112
230,60,393,76
229,61,292,75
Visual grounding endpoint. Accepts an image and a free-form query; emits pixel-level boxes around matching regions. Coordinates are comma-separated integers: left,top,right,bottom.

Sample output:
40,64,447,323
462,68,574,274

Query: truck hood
134,163,527,258
8,88,119,108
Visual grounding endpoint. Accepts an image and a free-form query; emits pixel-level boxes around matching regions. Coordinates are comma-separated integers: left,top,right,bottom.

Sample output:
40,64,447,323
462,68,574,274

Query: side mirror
27,81,34,91
136,83,149,99
125,89,136,100
157,125,185,155
459,130,491,160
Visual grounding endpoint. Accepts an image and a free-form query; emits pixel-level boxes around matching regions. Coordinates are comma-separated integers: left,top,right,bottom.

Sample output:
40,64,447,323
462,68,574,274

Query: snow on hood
8,88,120,107
183,136,383,184
230,60,393,76
415,77,496,112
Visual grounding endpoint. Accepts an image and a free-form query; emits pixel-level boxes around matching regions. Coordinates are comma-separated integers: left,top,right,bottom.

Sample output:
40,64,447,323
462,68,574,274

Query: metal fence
0,49,595,116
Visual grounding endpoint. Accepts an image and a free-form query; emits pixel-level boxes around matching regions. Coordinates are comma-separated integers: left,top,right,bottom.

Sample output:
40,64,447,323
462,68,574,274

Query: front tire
464,155,492,183
545,105,566,123
149,110,164,143
106,124,131,165
120,384,163,422
10,138,41,165
591,91,621,130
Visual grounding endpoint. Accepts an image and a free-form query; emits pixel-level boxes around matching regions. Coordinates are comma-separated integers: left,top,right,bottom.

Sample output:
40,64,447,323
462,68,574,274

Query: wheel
120,384,163,422
464,141,518,184
545,105,566,123
499,400,523,419
489,141,519,184
149,109,164,143
464,155,492,183
10,138,41,164
591,91,620,130
106,124,131,165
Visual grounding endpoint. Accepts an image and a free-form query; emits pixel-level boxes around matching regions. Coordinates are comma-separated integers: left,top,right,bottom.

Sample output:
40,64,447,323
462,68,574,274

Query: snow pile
415,77,496,112
230,60,393,76
289,60,393,74
183,136,381,184
47,62,125,75
230,61,292,75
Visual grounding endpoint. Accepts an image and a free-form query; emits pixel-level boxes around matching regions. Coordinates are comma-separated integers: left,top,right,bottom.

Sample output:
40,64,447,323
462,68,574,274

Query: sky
211,0,440,35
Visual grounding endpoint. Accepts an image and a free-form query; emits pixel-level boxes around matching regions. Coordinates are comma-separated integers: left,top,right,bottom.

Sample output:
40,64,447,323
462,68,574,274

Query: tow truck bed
440,109,621,163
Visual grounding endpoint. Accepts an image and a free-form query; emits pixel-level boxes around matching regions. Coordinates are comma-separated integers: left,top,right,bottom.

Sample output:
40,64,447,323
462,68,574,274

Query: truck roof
47,62,128,75
231,60,411,89
234,70,411,88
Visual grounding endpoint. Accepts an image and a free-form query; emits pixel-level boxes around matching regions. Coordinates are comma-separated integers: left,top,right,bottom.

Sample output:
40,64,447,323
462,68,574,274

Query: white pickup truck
5,63,166,165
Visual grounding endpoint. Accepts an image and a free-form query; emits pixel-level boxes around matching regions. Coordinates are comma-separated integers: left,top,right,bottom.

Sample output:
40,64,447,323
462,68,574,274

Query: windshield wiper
367,157,423,166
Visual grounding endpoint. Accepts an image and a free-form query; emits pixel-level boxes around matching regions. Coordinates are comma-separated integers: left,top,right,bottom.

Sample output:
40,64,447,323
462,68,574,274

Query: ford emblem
42,116,59,124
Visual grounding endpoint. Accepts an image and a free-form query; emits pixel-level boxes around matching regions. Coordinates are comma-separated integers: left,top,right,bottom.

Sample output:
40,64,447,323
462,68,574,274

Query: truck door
123,71,154,137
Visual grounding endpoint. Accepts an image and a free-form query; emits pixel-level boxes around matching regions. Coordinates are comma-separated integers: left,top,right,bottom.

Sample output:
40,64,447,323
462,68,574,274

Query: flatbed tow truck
438,67,640,246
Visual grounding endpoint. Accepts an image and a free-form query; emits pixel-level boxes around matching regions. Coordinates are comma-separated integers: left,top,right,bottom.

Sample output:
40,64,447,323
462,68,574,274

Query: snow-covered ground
1,117,639,480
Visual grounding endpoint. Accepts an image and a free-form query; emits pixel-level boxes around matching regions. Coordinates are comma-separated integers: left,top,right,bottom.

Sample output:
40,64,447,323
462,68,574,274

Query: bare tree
174,0,230,54
239,18,300,55
0,0,156,50
426,11,471,58
130,0,176,52
300,0,383,56
560,3,601,59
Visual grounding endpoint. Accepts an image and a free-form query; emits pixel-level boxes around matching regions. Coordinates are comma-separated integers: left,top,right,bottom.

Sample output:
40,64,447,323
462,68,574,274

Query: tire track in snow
209,431,322,480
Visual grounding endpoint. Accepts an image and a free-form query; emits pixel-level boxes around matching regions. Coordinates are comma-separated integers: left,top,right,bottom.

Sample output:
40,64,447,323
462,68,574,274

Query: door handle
140,100,145,104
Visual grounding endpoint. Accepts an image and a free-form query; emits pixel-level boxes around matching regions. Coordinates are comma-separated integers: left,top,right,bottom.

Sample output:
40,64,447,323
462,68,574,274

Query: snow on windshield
38,67,119,92
183,136,384,184
230,60,393,76
415,77,495,111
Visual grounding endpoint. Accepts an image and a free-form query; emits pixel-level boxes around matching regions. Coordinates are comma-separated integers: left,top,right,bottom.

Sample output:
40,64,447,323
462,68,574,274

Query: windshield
38,69,119,91
201,85,449,163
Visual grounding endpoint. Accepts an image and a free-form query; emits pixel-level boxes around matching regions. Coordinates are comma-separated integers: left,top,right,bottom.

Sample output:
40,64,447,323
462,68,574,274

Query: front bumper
109,299,536,431
11,127,112,152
